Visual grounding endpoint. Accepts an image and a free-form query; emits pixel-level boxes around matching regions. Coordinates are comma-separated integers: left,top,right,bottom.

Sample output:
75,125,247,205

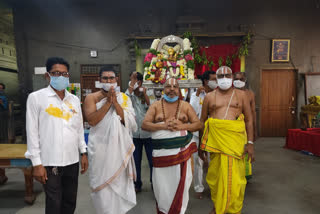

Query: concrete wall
8,0,320,128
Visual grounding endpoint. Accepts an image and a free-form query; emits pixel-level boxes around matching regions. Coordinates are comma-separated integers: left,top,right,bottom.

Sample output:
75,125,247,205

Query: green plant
238,32,252,57
187,33,202,64
218,57,224,67
183,50,193,56
149,49,157,55
186,60,195,69
134,40,141,56
183,31,192,39
226,56,232,67
202,51,208,65
207,56,214,70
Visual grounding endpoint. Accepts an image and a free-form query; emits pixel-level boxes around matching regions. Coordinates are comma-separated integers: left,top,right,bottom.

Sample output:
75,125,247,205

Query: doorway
260,69,297,137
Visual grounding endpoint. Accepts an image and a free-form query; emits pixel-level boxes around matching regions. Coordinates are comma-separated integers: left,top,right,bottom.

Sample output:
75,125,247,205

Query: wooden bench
0,144,36,204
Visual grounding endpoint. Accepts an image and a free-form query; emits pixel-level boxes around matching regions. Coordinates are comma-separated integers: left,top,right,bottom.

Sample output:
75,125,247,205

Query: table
0,144,35,204
285,128,320,156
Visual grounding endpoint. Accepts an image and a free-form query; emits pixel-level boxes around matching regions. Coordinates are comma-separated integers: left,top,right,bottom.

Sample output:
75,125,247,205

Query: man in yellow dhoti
199,66,255,214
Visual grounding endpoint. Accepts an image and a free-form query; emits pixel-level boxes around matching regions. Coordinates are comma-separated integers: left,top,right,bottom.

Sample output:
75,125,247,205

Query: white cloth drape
152,129,193,214
88,92,137,214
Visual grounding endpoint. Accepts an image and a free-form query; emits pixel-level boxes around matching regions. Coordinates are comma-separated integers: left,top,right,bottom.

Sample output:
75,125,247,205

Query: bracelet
248,141,254,145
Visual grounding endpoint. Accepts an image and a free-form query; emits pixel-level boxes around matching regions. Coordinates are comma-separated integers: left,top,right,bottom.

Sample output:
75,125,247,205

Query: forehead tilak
217,66,232,75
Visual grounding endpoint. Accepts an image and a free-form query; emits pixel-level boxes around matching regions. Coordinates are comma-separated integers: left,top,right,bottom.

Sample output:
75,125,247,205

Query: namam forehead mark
164,78,179,87
216,66,232,75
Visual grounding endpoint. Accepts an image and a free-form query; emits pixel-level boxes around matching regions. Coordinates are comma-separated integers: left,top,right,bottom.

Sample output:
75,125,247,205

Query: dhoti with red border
152,129,197,214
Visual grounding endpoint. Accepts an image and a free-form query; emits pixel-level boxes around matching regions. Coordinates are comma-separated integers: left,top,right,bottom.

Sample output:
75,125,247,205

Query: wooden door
260,69,297,137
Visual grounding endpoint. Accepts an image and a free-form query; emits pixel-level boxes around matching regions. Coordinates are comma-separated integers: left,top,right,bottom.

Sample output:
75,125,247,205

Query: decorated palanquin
142,35,201,89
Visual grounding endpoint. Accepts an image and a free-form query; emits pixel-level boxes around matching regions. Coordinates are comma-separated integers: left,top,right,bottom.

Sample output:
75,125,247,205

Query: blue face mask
50,76,69,91
163,94,179,103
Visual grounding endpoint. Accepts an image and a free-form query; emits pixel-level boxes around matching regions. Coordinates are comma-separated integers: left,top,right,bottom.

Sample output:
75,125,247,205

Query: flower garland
143,37,195,83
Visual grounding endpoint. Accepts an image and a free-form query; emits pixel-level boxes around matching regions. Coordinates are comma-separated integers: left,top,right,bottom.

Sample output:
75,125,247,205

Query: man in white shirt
125,71,152,193
25,57,88,214
190,70,216,199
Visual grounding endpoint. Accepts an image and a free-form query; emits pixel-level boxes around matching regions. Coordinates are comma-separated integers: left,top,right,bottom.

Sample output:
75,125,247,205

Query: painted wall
8,0,320,129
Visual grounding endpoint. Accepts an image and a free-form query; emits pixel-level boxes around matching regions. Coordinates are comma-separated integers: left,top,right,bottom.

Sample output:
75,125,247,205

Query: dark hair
46,57,70,72
0,83,5,89
129,71,143,81
201,70,216,84
233,72,246,79
99,66,117,77
136,72,143,81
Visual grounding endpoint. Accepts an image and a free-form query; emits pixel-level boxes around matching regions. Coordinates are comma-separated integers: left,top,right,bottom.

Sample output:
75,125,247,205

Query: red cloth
285,128,320,156
156,159,188,214
195,44,241,76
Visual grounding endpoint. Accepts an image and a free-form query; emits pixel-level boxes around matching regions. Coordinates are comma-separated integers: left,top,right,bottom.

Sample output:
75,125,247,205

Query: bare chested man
142,78,203,214
199,66,254,214
84,68,137,214
233,72,257,141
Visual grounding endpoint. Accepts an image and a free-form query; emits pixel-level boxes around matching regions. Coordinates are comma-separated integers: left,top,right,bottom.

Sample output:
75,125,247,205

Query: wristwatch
247,141,254,145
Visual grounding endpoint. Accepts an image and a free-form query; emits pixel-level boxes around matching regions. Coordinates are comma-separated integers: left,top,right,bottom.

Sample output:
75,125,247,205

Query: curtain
195,44,241,76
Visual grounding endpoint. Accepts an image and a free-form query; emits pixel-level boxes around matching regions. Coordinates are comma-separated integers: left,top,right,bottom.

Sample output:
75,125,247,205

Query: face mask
50,76,69,91
233,80,246,89
217,78,233,90
102,82,117,92
163,94,179,103
155,91,162,97
207,80,218,89
129,81,139,90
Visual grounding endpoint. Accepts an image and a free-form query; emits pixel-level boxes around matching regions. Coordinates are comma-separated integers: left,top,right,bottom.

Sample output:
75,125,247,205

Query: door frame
259,65,298,136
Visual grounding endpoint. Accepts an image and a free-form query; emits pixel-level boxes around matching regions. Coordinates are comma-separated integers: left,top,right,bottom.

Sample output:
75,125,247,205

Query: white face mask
155,90,162,97
207,80,218,89
102,82,117,91
233,80,246,89
128,81,139,90
217,78,233,90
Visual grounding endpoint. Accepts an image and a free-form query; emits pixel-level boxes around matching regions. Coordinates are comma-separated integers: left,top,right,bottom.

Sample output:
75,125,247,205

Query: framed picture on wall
271,39,290,62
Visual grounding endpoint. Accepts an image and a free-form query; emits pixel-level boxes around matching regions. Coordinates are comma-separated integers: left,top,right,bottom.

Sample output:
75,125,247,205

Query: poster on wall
271,39,290,62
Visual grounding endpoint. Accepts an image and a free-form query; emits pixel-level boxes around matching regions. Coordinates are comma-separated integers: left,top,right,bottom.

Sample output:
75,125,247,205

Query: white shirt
190,90,206,138
25,86,87,167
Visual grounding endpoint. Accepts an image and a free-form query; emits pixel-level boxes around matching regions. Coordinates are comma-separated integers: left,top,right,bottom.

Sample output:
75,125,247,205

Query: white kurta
190,91,206,193
88,92,137,214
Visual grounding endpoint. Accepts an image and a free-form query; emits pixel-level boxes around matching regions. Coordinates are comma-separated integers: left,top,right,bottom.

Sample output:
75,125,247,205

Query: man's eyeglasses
101,76,115,81
217,73,232,79
49,71,70,77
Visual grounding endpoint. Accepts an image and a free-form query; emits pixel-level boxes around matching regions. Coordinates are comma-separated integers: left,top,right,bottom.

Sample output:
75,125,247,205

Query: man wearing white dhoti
84,67,137,214
189,70,217,199
142,78,203,214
